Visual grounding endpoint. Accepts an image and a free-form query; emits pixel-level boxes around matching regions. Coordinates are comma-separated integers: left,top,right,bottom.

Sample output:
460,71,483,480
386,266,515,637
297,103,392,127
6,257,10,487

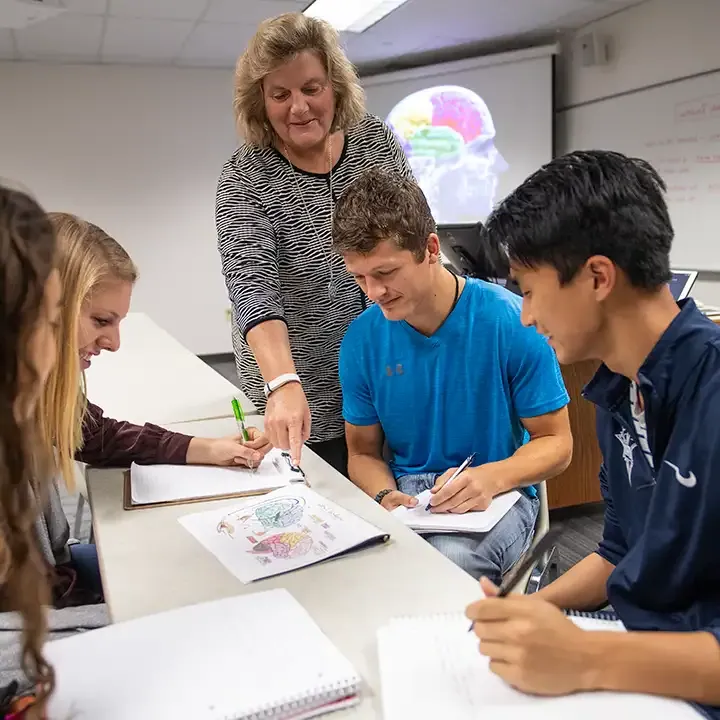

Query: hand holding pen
231,397,260,471
466,527,562,631
425,452,477,511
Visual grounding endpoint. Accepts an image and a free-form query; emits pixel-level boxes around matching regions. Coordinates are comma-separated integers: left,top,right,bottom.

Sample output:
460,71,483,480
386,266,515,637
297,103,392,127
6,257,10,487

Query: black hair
484,150,673,289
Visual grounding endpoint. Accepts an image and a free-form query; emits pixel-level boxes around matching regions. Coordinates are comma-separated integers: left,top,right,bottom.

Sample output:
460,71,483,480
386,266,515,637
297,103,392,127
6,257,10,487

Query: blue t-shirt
339,278,569,485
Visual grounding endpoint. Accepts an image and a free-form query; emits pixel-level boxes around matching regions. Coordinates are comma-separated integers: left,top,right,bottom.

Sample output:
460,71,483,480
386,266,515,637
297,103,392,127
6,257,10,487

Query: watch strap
264,373,301,398
374,488,393,505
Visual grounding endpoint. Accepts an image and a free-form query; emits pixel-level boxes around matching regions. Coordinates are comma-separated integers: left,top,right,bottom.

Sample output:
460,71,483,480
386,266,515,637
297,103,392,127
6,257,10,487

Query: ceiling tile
61,0,109,14
204,0,306,25
102,17,194,62
0,29,17,60
108,0,209,21
178,22,255,67
15,13,103,59
342,33,425,66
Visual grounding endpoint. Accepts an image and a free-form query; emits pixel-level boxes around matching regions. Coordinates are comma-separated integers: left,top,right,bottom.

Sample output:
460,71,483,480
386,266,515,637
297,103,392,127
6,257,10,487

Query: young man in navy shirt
467,150,720,716
331,168,572,583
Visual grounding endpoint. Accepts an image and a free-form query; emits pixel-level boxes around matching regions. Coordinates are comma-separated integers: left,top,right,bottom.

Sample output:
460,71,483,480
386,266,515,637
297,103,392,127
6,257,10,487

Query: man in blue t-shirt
331,168,572,583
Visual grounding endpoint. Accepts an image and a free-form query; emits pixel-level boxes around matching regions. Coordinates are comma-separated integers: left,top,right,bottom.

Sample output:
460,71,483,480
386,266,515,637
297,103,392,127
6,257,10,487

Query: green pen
231,397,250,442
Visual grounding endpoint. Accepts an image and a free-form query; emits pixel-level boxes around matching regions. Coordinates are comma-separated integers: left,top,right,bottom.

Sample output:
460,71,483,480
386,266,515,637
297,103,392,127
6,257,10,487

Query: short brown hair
332,168,436,260
234,12,366,147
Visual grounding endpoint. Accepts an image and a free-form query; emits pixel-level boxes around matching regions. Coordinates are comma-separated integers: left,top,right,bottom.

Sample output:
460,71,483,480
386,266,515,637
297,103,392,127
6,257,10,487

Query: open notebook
46,589,361,720
124,448,304,509
377,613,698,720
179,484,390,582
391,489,521,533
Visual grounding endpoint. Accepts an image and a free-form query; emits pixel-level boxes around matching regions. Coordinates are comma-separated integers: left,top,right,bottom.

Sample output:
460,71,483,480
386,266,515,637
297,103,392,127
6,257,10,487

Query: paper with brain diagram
178,484,390,582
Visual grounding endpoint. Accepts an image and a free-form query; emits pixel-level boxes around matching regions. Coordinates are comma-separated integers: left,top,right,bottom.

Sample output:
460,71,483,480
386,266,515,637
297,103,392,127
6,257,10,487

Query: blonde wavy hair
39,213,137,490
234,12,366,147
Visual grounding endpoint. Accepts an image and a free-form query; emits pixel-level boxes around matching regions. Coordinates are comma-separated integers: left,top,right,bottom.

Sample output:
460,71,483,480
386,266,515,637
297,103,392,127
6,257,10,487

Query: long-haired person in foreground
0,183,62,715
466,150,720,717
34,214,271,602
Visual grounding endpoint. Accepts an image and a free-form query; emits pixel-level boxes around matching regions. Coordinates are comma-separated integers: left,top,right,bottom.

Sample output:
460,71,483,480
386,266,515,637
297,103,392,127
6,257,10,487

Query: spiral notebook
378,613,695,719
46,589,361,720
564,609,626,632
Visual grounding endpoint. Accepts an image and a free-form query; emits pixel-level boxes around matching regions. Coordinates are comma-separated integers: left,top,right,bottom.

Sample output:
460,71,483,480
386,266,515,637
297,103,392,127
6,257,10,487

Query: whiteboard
558,69,720,271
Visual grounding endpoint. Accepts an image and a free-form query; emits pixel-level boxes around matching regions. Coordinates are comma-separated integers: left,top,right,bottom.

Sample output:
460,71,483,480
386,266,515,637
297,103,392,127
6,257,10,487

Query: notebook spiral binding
564,609,619,621
223,676,358,720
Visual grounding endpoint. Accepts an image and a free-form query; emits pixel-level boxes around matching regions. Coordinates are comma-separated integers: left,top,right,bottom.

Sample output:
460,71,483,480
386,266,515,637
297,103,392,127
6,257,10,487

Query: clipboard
122,452,307,511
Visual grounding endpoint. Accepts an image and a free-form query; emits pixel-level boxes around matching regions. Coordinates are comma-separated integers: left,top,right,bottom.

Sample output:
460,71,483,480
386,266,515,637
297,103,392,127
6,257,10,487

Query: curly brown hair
0,183,57,710
332,167,436,261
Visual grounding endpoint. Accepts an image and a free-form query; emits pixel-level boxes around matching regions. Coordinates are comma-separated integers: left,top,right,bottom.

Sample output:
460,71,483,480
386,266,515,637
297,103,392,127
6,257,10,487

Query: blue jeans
396,472,539,584
68,543,104,600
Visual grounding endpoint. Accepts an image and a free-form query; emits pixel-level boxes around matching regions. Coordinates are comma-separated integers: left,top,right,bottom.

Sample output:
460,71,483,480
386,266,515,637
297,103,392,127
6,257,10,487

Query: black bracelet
374,488,393,505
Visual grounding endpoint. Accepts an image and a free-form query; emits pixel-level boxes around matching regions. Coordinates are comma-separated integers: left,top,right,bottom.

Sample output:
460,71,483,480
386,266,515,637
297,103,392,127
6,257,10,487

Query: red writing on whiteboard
696,154,720,163
675,94,720,123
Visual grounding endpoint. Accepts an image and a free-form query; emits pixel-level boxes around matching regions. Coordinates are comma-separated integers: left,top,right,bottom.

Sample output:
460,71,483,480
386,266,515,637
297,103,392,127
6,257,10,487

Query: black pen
468,526,563,631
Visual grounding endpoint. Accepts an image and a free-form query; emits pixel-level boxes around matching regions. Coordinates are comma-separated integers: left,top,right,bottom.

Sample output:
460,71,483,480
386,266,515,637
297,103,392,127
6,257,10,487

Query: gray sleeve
216,167,285,339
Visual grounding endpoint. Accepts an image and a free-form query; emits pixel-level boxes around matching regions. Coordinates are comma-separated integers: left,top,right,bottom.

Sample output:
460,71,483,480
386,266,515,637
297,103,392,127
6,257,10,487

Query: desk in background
87,415,479,719
84,312,256,425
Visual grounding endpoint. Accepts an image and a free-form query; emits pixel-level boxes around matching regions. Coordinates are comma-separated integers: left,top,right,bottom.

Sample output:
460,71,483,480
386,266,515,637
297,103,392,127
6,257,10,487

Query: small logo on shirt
385,364,404,377
615,428,636,484
664,461,697,488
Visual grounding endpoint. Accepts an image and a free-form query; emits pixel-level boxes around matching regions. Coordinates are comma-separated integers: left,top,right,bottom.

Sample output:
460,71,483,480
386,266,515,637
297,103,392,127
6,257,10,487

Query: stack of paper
125,448,303,509
392,489,521,533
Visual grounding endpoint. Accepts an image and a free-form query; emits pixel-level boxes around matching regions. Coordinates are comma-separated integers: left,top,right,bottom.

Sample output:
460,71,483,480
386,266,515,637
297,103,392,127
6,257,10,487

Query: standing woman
217,12,413,475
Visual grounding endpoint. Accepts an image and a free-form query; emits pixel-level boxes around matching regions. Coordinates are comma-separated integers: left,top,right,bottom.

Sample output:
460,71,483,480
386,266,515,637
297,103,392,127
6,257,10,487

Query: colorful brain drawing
254,498,303,529
386,85,495,162
251,530,313,559
385,85,508,224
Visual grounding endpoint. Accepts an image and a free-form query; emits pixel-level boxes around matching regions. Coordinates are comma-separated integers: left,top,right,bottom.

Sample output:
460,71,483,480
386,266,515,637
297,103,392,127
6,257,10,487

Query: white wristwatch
264,373,301,398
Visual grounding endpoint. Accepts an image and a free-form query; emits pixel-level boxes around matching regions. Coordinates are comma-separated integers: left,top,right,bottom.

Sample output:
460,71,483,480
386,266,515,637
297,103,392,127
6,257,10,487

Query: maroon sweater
77,402,192,466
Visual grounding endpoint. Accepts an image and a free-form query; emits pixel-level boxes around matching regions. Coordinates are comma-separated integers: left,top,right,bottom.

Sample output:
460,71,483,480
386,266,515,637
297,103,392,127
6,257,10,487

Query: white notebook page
130,448,299,505
391,489,521,533
47,589,361,720
378,614,697,720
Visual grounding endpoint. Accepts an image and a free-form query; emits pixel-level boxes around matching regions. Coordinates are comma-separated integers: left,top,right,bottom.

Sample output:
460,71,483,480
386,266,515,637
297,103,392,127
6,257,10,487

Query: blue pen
425,452,476,511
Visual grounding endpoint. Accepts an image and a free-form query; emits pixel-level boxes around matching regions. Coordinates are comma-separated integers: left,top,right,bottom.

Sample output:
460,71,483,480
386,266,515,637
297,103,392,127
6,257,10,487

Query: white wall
555,0,720,305
0,63,236,354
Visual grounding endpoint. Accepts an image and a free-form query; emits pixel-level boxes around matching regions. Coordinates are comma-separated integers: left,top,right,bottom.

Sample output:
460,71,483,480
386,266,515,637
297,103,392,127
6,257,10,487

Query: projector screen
361,48,555,225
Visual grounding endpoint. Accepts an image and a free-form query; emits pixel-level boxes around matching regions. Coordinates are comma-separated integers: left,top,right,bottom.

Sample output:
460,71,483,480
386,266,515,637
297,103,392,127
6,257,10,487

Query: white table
88,417,480,718
84,312,256,425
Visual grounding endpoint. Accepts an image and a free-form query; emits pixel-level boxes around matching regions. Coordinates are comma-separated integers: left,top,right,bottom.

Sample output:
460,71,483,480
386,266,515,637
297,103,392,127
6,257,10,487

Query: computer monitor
669,270,698,301
437,223,509,280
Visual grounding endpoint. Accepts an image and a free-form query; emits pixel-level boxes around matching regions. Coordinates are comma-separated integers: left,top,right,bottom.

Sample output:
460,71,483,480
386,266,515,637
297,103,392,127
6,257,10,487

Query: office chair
511,481,559,594
437,222,510,282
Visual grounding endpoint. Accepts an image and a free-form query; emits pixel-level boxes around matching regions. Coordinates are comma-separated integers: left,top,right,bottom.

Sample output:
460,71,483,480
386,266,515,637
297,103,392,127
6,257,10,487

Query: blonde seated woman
38,214,271,606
